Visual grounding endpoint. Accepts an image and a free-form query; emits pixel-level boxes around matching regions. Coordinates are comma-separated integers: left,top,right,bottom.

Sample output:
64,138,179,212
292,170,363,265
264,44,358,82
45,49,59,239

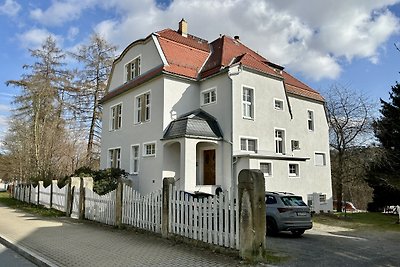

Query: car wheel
291,229,305,237
266,217,278,236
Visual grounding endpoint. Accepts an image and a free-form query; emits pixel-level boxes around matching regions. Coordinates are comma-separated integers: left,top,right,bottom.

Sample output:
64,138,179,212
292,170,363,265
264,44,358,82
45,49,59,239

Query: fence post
50,180,56,208
162,177,175,238
115,180,123,228
78,177,85,220
37,181,43,206
66,180,72,216
238,169,266,262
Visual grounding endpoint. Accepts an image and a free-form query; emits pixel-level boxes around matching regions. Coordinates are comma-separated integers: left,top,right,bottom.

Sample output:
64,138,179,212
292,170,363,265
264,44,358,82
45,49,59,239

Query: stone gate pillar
238,169,266,261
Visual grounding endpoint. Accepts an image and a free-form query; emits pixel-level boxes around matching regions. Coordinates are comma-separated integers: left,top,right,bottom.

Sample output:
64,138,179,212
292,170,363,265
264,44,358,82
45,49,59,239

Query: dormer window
126,56,141,82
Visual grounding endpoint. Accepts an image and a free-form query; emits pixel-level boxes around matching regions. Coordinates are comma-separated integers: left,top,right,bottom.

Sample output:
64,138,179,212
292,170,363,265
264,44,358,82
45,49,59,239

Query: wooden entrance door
203,149,216,185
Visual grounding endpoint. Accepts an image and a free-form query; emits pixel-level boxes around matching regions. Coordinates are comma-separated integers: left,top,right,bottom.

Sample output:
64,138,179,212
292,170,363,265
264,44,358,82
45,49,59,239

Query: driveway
267,223,400,266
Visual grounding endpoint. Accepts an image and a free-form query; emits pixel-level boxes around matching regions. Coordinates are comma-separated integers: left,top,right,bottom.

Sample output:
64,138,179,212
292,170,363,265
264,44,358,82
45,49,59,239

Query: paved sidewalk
0,204,243,267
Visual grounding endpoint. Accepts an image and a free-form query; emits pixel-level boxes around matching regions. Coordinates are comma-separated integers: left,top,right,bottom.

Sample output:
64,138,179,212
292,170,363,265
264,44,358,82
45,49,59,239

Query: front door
203,149,216,185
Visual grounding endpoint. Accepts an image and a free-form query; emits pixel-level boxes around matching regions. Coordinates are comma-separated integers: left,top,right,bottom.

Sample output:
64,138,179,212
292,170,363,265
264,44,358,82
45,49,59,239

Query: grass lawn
0,191,65,217
313,212,400,232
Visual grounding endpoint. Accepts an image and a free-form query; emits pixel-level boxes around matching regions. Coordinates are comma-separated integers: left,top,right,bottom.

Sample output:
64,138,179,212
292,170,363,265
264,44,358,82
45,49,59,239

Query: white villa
100,20,333,212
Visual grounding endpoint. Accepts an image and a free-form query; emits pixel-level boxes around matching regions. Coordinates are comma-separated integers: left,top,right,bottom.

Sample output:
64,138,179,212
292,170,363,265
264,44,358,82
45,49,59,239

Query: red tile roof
103,28,324,103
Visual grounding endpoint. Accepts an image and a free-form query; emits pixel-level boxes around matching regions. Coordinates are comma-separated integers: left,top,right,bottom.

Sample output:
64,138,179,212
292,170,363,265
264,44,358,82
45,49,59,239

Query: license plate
297,212,307,216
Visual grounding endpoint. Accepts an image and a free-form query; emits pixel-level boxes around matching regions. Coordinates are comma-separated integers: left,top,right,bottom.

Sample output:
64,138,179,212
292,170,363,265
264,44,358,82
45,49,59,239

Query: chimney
234,35,240,41
178,18,188,37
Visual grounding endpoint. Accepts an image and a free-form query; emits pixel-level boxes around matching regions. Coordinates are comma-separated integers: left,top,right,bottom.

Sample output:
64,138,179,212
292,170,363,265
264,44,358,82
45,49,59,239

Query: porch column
181,138,197,192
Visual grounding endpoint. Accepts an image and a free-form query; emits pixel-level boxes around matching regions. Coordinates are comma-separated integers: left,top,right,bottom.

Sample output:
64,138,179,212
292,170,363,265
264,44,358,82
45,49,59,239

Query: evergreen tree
367,82,400,209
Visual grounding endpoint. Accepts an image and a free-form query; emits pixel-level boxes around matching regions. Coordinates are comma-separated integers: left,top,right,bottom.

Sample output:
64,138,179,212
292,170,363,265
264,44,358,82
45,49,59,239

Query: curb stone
0,235,58,267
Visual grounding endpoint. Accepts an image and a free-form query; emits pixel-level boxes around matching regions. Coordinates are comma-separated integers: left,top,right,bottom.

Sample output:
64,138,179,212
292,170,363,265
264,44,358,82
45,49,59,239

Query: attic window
126,56,141,82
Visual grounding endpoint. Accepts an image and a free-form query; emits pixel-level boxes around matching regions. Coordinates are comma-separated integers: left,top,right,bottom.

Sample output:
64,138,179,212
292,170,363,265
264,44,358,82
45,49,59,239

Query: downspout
228,63,242,192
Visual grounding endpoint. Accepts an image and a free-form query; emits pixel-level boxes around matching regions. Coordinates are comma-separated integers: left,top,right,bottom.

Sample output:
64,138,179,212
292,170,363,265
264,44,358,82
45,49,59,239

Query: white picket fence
168,185,239,249
122,184,162,233
52,185,68,212
11,182,240,250
85,188,116,226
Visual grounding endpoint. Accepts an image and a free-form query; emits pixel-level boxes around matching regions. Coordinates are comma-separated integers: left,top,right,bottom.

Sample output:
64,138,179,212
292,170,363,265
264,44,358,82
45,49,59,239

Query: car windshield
280,196,307,207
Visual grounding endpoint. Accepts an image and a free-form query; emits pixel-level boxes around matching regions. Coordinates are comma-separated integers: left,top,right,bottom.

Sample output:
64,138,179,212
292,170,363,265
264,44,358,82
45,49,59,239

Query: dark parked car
265,191,312,237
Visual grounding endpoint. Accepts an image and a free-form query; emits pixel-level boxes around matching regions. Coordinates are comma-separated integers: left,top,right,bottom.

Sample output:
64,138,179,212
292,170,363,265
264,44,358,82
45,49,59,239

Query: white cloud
0,0,21,17
16,28,63,49
30,0,95,26
0,104,10,112
67,26,79,41
25,0,400,81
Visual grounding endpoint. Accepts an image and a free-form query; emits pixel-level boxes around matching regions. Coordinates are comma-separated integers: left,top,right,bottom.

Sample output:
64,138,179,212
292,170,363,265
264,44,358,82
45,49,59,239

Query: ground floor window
260,162,272,177
109,148,121,168
131,145,139,174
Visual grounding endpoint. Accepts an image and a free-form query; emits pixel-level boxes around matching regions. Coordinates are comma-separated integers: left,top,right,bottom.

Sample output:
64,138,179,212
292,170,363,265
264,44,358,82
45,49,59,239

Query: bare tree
5,36,77,181
324,84,375,211
70,33,116,168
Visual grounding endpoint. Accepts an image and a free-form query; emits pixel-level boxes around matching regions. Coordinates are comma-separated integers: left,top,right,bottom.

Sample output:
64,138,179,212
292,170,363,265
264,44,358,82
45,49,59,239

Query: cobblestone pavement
0,204,244,267
267,223,400,267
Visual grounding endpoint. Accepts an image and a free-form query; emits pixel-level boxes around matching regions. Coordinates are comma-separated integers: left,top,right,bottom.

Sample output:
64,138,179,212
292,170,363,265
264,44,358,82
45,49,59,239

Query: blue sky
1,0,400,142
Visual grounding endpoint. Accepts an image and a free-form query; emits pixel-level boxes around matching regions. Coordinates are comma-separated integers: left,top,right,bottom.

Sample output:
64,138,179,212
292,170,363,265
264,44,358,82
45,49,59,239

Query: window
242,87,254,119
275,129,285,154
265,195,277,204
110,104,122,130
274,99,284,110
130,145,140,174
307,110,314,131
315,152,326,166
260,162,272,177
202,88,216,105
291,140,300,150
240,138,257,152
126,56,141,81
135,92,151,123
319,194,327,203
108,148,121,168
288,163,299,177
143,142,156,157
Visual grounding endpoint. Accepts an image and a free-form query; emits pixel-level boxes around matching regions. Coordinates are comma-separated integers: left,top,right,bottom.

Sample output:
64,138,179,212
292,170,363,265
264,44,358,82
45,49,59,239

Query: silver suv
265,191,312,237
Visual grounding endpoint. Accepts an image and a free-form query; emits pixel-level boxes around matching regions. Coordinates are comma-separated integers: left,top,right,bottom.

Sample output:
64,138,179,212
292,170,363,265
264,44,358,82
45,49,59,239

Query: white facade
100,32,333,212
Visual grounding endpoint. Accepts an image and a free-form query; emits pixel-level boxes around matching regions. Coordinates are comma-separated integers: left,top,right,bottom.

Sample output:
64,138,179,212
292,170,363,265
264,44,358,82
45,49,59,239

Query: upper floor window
315,152,326,166
260,162,272,177
275,129,285,154
130,145,140,174
126,56,141,82
143,142,156,157
135,92,151,124
274,99,284,110
108,148,121,168
240,138,257,152
110,103,122,130
202,88,216,105
307,110,314,131
242,87,254,119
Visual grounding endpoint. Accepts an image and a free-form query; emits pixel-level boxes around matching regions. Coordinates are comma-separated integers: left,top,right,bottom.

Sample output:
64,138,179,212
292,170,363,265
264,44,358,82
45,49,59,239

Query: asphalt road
0,243,37,267
267,224,400,267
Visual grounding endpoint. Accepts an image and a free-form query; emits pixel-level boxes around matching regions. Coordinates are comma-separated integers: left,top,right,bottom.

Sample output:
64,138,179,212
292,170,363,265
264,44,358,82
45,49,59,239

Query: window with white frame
201,88,216,105
110,104,122,130
108,148,121,168
143,142,156,157
274,99,284,110
135,92,151,124
307,110,314,131
315,152,326,166
260,162,272,177
130,145,140,174
126,56,141,82
240,138,257,152
288,163,299,177
242,87,254,119
275,129,285,154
